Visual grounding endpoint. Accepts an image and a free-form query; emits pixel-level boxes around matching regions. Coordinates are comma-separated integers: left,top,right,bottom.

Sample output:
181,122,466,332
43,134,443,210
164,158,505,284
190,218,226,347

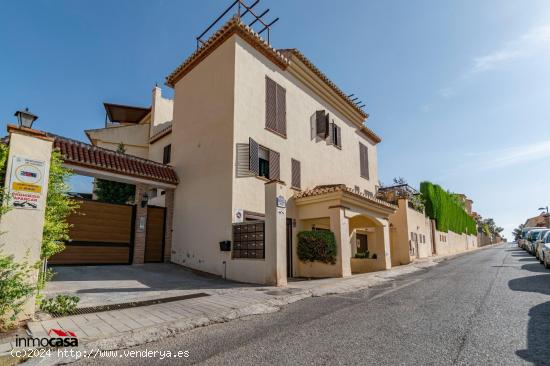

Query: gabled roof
166,16,289,87
165,17,374,131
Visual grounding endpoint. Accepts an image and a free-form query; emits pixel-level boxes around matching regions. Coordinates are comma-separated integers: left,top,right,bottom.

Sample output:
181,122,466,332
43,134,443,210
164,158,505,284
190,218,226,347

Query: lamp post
14,108,38,129
538,206,549,214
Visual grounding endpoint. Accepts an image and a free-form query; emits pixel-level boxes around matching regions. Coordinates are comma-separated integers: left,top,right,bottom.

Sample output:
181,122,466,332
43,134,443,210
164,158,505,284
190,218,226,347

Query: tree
42,150,79,260
512,224,525,241
93,143,136,204
393,177,407,185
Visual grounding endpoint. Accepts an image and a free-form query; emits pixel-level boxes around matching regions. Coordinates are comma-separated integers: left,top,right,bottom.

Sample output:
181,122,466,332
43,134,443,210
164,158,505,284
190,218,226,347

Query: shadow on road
521,263,548,273
509,270,550,365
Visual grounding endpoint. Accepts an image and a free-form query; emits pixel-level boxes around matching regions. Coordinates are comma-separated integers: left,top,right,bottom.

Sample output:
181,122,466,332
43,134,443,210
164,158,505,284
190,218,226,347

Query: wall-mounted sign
8,156,46,210
234,208,244,223
276,195,286,208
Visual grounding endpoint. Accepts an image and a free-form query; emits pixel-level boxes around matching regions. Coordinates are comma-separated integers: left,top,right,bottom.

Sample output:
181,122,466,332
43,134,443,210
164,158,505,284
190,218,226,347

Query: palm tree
512,224,525,241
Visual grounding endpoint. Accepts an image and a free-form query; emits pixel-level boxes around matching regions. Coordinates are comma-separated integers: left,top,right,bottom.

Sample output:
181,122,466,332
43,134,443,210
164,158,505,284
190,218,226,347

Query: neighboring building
524,214,549,228
85,87,173,206
456,193,474,216
378,184,434,265
378,183,480,264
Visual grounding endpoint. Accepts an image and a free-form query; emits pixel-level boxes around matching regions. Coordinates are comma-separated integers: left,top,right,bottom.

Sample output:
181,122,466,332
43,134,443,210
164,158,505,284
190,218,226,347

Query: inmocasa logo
15,329,79,348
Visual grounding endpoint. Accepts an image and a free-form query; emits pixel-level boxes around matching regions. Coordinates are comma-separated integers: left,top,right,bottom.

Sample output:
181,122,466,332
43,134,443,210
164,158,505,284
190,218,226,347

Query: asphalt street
76,244,550,365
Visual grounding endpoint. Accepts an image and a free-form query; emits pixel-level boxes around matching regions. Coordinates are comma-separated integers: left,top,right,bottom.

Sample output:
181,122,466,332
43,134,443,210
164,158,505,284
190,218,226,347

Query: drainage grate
49,292,210,318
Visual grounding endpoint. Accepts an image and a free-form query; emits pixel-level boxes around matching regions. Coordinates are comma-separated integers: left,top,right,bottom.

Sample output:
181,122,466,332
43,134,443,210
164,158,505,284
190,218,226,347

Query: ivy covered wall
420,181,477,235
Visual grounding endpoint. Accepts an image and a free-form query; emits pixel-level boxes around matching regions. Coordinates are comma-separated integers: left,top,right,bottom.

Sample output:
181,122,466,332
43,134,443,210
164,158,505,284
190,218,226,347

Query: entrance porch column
132,183,149,264
264,180,287,286
379,218,392,269
330,207,351,277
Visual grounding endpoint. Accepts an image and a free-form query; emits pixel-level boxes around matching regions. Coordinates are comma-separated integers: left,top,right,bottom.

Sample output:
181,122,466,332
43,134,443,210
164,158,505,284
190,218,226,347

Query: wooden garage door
49,200,135,265
145,206,166,263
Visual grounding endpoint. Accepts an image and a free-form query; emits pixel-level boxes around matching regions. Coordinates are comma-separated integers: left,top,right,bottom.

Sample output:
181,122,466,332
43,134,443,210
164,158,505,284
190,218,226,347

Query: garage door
49,200,135,265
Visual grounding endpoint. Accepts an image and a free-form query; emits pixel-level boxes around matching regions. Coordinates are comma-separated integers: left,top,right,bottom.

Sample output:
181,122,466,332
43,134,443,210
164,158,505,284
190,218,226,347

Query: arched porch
293,185,396,278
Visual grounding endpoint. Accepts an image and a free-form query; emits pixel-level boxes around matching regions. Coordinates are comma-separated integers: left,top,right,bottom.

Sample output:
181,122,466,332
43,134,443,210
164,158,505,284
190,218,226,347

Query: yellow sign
12,182,42,193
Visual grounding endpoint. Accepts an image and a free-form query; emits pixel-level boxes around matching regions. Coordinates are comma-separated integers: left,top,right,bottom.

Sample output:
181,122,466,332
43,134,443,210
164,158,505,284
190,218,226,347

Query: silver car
543,243,550,269
519,227,539,250
526,229,547,255
535,230,550,260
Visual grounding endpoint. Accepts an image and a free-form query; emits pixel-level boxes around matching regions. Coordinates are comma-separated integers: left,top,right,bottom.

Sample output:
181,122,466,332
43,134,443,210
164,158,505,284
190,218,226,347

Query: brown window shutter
316,110,328,138
291,158,301,189
359,143,369,179
276,84,286,136
236,143,254,177
265,77,277,132
268,149,280,180
249,138,259,175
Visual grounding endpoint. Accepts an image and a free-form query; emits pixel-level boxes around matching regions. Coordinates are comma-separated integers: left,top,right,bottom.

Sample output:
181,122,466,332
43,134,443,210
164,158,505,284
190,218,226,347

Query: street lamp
14,108,38,129
538,206,549,214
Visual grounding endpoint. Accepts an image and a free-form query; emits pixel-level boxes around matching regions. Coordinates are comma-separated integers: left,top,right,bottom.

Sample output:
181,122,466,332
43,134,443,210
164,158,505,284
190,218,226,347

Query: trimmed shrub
297,230,337,264
354,251,370,259
420,181,477,235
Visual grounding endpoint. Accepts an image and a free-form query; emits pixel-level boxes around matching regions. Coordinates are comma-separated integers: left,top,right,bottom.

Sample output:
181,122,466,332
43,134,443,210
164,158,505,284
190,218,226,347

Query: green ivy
420,181,477,235
297,230,337,264
42,150,79,260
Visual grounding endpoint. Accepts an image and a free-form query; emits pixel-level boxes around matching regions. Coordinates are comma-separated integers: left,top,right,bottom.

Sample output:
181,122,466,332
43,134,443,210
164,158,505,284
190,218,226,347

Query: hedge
420,181,477,235
297,230,337,264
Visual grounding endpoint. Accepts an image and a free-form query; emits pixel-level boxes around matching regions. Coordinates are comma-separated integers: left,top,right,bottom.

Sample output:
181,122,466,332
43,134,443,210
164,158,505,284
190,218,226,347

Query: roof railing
196,0,279,49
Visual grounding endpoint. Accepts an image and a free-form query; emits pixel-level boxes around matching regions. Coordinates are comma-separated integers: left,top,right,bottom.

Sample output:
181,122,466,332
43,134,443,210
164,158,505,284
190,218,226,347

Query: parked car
519,227,538,250
526,229,547,255
542,243,550,269
535,230,550,260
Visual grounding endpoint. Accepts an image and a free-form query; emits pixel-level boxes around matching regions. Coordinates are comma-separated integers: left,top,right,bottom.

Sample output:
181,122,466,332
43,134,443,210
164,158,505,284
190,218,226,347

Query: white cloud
471,24,550,74
437,24,550,100
470,140,550,170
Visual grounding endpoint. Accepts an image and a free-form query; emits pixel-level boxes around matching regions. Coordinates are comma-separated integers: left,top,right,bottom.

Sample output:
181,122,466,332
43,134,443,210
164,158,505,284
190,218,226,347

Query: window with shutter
163,144,171,164
249,138,259,175
359,142,370,179
268,149,280,180
316,110,329,139
291,158,301,189
276,84,286,136
265,77,286,137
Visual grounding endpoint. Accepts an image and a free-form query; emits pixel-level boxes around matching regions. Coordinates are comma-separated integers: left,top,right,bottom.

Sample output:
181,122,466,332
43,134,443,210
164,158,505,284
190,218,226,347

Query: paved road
77,244,550,365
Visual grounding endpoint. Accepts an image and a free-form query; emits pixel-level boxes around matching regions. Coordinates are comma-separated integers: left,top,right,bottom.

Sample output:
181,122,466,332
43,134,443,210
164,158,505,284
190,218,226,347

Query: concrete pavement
72,243,550,365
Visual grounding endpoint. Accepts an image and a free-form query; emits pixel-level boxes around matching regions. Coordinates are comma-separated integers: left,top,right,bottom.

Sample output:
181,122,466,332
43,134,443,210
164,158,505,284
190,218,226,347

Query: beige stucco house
85,87,173,206
158,17,396,284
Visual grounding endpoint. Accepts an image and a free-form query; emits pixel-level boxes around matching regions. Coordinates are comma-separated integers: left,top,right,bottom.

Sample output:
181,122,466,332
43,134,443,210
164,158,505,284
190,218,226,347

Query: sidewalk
2,244,500,364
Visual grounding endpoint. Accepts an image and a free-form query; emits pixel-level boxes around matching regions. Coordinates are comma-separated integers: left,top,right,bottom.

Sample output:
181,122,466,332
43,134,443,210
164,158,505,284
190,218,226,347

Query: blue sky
1,0,550,238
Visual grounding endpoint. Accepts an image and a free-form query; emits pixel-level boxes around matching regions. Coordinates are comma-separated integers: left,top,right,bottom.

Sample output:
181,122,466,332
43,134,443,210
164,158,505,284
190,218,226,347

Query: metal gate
49,200,135,265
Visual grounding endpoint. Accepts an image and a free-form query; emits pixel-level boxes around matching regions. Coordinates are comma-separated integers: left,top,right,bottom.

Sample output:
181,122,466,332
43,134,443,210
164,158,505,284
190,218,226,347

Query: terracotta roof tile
295,184,396,210
166,16,289,87
50,134,178,185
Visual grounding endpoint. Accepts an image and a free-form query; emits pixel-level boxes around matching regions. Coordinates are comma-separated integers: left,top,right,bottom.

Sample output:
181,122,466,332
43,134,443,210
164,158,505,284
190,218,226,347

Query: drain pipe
222,261,227,279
